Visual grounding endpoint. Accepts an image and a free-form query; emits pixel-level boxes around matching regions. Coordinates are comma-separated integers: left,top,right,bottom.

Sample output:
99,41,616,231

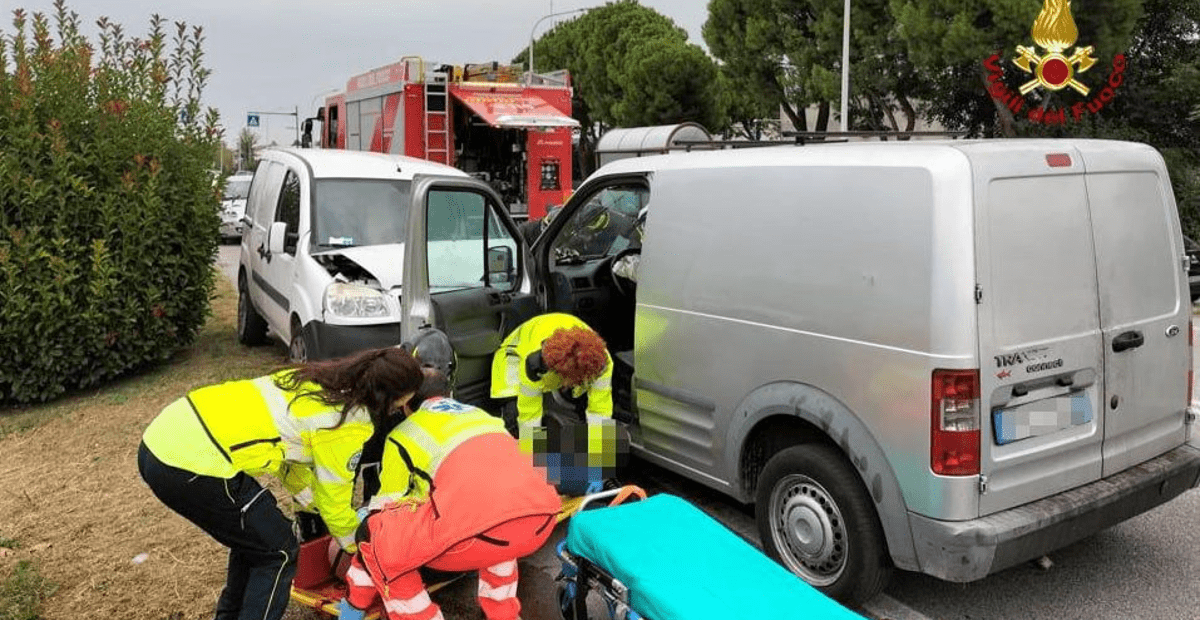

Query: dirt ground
0,273,315,620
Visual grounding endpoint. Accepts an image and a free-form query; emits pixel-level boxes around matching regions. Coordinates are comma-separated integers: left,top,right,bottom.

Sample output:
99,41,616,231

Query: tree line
520,0,1199,232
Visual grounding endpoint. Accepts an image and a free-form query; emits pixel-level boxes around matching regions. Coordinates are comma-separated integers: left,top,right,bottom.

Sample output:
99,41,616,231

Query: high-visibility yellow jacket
371,397,510,507
141,371,373,551
489,313,612,425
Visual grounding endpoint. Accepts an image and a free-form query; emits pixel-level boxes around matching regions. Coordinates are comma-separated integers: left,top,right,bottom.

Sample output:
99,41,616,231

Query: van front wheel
289,317,311,362
237,274,268,346
755,444,891,606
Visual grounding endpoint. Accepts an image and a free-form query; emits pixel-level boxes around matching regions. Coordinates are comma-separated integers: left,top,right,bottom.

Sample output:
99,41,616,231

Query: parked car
219,172,253,241
236,148,471,361
376,138,1199,605
1184,235,1200,302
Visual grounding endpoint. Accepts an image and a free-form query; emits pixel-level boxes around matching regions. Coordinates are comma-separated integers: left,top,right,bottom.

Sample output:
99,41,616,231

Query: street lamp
310,87,340,115
527,7,591,85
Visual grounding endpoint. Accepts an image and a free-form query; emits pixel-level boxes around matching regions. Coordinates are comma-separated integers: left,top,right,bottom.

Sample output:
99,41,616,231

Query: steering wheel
607,246,641,298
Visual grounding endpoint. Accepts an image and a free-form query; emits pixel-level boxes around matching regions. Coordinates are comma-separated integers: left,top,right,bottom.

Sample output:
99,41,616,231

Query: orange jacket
357,432,560,581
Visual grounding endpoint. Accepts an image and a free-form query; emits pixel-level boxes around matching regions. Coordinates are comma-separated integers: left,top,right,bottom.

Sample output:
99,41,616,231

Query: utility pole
840,0,851,131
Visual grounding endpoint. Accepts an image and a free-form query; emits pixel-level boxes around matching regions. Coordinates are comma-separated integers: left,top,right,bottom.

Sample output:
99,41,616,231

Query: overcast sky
5,0,710,149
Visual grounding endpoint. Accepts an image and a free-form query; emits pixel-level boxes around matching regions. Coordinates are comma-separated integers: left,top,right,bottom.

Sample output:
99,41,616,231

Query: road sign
247,114,260,127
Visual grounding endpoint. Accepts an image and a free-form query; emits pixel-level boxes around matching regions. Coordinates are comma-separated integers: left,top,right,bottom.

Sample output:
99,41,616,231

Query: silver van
386,139,1200,604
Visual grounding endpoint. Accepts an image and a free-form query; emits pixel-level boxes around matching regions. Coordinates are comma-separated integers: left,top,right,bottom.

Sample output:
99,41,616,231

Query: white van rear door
972,145,1105,516
1077,145,1191,476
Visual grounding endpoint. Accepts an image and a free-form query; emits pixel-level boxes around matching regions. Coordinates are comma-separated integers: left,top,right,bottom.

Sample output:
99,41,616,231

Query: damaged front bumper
305,320,403,360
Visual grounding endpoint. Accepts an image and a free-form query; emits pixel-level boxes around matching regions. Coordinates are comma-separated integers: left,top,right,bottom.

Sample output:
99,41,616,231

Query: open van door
402,175,541,404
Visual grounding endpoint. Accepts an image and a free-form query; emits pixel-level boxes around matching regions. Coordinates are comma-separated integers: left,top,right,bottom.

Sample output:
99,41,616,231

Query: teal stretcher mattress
565,494,865,620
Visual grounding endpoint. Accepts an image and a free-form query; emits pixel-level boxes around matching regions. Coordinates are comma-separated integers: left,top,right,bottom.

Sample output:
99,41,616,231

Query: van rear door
1076,143,1191,476
970,144,1106,516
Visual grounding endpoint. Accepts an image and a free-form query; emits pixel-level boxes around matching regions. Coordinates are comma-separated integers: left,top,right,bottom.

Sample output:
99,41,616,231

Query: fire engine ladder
424,81,450,164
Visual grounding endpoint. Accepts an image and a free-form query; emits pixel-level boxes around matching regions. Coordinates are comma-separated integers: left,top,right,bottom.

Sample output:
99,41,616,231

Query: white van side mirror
268,221,287,256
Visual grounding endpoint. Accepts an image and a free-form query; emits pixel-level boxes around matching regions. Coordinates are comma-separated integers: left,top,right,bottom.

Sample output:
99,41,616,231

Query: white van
219,171,254,241
382,138,1200,604
236,148,475,360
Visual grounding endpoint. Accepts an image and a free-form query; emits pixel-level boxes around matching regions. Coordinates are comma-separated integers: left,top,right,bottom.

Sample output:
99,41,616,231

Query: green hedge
0,3,221,403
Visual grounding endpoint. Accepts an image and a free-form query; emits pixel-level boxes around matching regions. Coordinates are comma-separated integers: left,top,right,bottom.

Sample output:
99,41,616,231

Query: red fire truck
307,56,577,220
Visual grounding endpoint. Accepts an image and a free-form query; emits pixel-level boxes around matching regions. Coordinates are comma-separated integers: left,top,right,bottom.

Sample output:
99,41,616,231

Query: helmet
401,328,457,385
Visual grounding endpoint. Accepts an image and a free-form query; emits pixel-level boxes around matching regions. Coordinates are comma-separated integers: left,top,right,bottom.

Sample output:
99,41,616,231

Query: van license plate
992,391,1092,445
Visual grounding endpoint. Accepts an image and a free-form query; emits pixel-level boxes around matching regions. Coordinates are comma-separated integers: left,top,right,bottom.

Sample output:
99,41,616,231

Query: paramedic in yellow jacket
338,368,560,620
491,312,612,435
137,347,424,620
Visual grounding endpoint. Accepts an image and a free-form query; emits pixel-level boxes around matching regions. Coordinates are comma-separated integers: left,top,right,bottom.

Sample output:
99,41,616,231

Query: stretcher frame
290,494,589,618
554,487,650,620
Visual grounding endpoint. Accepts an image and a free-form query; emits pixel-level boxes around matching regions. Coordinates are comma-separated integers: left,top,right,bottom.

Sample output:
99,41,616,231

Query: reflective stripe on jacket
141,371,372,549
489,313,613,424
371,398,508,508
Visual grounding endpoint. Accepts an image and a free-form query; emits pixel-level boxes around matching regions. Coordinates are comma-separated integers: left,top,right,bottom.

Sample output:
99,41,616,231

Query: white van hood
314,243,405,290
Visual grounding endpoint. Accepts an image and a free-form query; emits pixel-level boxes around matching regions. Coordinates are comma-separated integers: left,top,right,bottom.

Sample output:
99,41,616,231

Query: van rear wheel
237,273,268,346
755,443,891,606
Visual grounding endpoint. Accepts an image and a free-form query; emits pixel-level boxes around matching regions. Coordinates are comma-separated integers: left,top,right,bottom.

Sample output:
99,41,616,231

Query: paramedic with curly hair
490,312,613,434
490,313,619,494
137,347,424,620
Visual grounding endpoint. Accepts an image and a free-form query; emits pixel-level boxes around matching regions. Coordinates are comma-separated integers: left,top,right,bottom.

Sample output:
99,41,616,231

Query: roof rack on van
666,130,968,150
783,130,969,143
594,125,971,167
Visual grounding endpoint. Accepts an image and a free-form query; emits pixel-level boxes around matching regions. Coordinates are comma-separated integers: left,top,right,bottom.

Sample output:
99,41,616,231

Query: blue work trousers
137,442,297,620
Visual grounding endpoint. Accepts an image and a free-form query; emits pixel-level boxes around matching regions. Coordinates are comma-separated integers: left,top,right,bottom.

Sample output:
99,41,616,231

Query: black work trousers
137,442,297,620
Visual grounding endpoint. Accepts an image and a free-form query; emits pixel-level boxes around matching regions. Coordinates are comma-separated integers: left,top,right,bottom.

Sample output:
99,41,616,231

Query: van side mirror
268,221,288,256
300,119,314,148
487,245,514,285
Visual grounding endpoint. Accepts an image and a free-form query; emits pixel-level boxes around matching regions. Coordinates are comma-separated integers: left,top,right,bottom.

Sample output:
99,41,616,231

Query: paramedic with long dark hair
137,347,424,620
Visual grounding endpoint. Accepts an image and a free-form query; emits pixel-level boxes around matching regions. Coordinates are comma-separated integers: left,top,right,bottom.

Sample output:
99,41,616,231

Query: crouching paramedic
338,368,561,620
490,312,624,493
137,348,423,620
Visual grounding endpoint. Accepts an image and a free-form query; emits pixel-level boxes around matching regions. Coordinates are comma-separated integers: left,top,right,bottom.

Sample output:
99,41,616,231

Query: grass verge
0,266,291,620
0,560,57,620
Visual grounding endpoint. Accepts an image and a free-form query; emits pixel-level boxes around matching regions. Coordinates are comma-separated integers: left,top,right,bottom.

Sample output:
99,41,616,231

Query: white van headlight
324,282,390,318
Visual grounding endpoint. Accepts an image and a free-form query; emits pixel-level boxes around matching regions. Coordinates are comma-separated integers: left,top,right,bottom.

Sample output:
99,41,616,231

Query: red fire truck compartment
317,57,577,219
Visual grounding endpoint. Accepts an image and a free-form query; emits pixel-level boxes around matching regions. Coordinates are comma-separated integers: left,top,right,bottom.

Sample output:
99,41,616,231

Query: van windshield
223,177,252,200
311,178,411,249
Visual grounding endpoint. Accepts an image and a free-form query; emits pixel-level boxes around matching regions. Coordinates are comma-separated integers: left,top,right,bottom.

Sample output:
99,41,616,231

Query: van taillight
932,369,980,476
1189,320,1193,406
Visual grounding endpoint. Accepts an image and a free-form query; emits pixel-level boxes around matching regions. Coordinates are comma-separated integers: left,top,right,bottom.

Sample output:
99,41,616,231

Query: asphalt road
217,244,1200,620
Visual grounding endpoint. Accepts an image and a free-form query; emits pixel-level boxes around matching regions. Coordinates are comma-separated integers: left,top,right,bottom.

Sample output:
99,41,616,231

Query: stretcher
290,494,589,619
555,491,868,620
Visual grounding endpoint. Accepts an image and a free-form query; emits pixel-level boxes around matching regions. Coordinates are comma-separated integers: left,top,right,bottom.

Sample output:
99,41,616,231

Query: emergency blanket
565,494,866,620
